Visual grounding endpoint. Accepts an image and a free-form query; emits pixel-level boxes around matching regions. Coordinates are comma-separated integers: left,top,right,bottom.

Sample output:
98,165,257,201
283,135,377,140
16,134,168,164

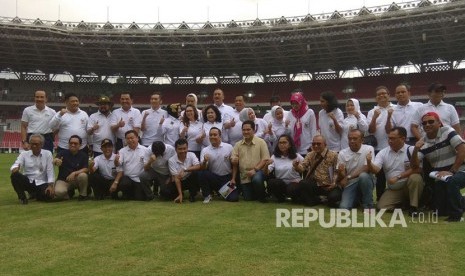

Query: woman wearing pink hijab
288,91,317,155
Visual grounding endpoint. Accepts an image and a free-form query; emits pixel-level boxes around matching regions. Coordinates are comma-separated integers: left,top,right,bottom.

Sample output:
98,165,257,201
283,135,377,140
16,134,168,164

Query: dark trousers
111,176,147,201
88,172,113,199
10,172,52,201
27,132,54,153
299,179,342,207
267,178,300,203
375,150,386,200
160,173,199,200
139,169,171,198
240,170,266,201
198,171,238,202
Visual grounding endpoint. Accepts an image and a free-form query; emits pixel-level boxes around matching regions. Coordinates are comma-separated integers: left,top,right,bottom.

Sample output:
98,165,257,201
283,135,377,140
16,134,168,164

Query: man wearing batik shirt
295,135,340,207
411,112,465,222
10,134,55,204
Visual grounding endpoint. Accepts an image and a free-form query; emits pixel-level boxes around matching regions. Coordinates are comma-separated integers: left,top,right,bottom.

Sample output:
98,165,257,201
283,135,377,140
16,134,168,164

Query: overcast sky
1,0,401,23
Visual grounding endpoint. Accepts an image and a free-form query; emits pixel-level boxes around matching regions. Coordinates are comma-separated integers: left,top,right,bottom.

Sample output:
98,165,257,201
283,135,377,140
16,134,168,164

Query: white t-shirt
117,145,151,182
140,107,168,146
21,105,56,134
200,142,233,176
367,104,395,151
88,111,114,153
49,108,89,149
318,108,344,151
109,107,142,140
337,144,375,186
268,154,304,184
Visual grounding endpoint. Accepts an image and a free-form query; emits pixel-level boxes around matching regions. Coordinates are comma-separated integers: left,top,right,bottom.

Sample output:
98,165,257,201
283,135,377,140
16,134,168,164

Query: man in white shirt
199,127,237,203
87,96,114,157
212,88,234,122
10,134,55,204
411,83,461,140
386,84,422,146
337,129,375,209
226,95,246,146
89,139,117,200
139,141,176,199
367,86,394,200
140,92,168,146
49,92,89,155
110,93,141,151
110,130,152,200
165,138,201,203
368,127,424,215
21,90,56,152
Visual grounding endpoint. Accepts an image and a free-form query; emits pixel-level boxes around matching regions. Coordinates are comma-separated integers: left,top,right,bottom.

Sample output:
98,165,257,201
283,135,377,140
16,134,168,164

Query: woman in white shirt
341,98,368,149
180,105,203,159
288,92,317,155
318,91,344,152
201,105,227,147
160,103,182,147
264,106,291,153
265,134,304,202
239,107,268,139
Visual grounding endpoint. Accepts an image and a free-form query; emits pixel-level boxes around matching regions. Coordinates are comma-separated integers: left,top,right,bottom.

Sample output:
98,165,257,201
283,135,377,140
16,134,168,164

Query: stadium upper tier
0,0,464,78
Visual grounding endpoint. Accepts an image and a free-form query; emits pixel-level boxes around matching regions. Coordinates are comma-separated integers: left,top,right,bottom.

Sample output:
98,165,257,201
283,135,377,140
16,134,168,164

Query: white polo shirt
288,109,318,155
140,107,168,146
147,143,176,175
200,142,233,176
202,121,227,147
88,111,114,153
367,103,395,151
49,108,89,149
412,100,460,128
341,114,368,150
10,149,54,186
117,144,151,182
215,103,235,122
337,144,375,185
391,100,423,138
110,107,141,140
159,116,181,147
21,105,56,134
168,152,200,180
318,108,344,152
226,109,243,146
373,144,416,180
268,154,304,184
93,153,117,180
179,120,203,152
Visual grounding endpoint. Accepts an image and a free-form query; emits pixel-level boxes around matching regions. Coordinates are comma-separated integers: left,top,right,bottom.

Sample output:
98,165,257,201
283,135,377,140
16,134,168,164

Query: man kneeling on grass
165,138,200,203
10,134,55,204
88,139,117,200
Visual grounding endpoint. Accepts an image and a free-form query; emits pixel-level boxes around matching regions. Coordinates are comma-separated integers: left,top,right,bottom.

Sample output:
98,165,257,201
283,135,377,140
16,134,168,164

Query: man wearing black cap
89,138,117,200
87,96,115,157
411,83,461,141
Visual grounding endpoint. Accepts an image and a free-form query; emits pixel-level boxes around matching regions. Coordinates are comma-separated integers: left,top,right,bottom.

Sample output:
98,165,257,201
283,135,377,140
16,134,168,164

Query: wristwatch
347,175,352,180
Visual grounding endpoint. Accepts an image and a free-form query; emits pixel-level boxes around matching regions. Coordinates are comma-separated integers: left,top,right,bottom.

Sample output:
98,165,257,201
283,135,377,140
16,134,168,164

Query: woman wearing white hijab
239,108,267,139
341,98,368,149
264,106,291,152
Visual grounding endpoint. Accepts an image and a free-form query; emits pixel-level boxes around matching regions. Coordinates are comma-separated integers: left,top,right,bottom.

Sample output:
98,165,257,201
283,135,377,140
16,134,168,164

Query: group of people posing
10,83,465,222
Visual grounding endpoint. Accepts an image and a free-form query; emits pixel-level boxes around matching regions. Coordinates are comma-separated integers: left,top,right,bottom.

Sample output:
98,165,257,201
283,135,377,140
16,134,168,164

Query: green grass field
0,153,463,275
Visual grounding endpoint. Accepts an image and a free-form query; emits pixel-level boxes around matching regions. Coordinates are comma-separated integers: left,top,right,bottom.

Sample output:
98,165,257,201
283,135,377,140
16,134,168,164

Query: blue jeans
241,170,266,201
443,171,465,218
340,172,374,209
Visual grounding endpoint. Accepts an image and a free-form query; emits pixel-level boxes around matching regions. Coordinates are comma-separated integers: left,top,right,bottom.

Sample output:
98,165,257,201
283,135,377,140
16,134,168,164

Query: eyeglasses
421,120,436,126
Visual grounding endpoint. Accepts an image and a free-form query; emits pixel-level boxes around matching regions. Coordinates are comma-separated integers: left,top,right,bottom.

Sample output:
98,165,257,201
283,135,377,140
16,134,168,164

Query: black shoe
445,216,464,222
408,206,418,217
19,198,28,205
78,195,89,201
189,195,196,202
258,198,268,203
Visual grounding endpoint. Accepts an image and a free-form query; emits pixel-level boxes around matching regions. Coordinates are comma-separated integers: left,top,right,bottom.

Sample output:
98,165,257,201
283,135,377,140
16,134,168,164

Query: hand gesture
328,112,336,120
230,117,236,127
59,108,68,116
292,160,300,168
387,108,394,116
415,138,424,150
114,154,120,167
265,158,273,166
267,123,272,134
92,121,100,131
54,156,63,166
159,115,165,125
373,109,381,118
118,118,125,128
149,154,157,163
366,151,372,162
285,119,290,128
204,154,210,162
143,111,150,119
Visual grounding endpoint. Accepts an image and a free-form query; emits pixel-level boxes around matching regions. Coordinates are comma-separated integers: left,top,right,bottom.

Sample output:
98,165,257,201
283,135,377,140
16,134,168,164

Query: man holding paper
367,127,424,215
198,127,238,203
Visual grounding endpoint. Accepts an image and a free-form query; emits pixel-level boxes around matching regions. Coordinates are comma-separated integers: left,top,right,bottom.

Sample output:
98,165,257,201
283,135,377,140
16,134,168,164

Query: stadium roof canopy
0,0,464,83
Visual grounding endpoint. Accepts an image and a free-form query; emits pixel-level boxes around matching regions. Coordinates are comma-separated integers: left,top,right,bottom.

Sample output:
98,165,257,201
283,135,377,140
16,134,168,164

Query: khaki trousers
377,173,424,210
55,173,89,199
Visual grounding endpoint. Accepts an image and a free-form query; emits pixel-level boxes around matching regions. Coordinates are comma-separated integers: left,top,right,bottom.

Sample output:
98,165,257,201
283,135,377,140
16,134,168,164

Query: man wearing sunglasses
411,112,465,222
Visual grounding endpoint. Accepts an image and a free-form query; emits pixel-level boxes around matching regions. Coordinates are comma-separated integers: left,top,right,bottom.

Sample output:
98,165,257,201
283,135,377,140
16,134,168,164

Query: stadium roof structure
0,0,464,84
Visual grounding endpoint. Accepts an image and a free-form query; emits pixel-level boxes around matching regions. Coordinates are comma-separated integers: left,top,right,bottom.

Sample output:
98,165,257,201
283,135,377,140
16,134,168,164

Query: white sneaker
203,195,212,204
